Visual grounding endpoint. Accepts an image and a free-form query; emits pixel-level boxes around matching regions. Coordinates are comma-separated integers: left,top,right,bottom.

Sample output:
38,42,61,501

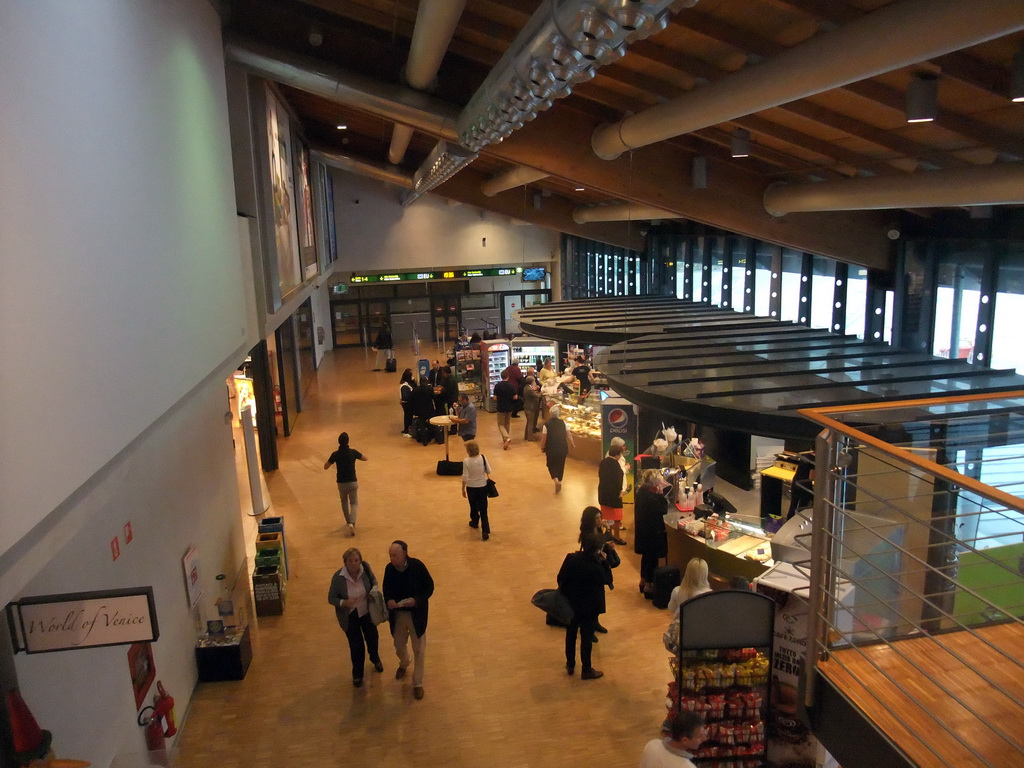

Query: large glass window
708,237,724,305
992,250,1024,373
933,248,983,361
754,244,774,317
690,237,705,302
780,249,803,323
731,240,748,312
811,256,836,329
845,266,868,340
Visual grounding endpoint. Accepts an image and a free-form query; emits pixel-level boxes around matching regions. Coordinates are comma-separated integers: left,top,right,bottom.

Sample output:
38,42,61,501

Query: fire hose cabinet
195,625,253,682
252,564,285,616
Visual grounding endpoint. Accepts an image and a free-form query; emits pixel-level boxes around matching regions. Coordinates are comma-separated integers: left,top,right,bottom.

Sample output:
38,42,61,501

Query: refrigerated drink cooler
481,340,510,412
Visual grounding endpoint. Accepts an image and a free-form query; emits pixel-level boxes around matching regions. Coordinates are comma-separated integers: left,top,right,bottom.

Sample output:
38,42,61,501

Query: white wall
0,0,252,560
330,172,558,273
13,378,246,765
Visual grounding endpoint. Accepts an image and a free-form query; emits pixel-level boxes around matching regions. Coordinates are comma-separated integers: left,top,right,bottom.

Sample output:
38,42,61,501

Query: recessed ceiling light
336,124,347,130
575,187,585,191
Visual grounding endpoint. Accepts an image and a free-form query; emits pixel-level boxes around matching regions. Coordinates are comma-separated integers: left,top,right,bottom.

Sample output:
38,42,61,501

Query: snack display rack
666,591,775,767
455,343,483,408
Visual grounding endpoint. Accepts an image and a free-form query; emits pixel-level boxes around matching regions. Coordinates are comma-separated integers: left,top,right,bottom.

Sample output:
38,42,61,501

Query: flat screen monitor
522,266,546,282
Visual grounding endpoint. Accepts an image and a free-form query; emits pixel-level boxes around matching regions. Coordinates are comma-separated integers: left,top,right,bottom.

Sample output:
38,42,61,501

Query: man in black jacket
383,540,435,700
410,377,437,445
557,531,612,680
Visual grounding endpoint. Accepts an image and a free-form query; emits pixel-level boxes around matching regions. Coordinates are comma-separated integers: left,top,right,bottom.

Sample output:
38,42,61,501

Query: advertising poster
265,87,301,303
600,397,637,504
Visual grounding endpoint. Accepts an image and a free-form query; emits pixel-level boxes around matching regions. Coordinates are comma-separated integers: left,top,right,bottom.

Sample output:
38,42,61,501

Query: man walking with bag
383,540,435,700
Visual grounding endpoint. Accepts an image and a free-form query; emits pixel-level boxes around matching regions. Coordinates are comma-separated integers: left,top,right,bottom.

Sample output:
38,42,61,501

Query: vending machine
481,340,510,412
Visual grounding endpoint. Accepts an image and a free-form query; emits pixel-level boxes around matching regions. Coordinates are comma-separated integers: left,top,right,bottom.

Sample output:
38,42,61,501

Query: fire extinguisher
153,681,177,738
138,706,165,753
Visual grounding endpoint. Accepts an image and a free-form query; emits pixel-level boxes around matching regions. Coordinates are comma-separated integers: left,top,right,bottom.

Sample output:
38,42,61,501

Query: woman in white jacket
461,441,493,541
667,557,711,616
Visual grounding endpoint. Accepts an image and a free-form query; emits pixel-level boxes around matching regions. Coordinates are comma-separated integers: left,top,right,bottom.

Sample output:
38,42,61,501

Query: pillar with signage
600,396,637,504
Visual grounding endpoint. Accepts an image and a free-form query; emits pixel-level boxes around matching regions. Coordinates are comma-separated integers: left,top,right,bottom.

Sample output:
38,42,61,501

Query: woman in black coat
634,469,669,598
557,530,613,680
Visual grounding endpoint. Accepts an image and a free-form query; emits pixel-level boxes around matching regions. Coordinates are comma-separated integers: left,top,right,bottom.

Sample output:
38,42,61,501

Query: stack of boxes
252,516,287,616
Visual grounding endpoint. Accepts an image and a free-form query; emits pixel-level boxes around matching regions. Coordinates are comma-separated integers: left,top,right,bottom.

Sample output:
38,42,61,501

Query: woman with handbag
634,469,670,598
461,441,494,541
327,547,386,687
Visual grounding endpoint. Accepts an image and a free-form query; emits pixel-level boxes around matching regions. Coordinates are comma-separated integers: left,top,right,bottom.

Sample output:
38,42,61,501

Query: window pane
811,256,836,330
731,240,748,312
780,249,803,322
755,243,773,316
708,237,724,305
845,266,868,340
933,248,983,361
992,251,1024,373
691,237,705,302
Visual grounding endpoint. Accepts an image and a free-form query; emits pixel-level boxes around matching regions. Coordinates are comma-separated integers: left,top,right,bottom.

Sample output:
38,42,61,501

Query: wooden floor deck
818,621,1024,768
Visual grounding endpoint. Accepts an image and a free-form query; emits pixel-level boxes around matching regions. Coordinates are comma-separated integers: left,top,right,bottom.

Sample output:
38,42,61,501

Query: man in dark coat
557,531,612,680
373,323,394,370
383,540,435,700
410,377,437,445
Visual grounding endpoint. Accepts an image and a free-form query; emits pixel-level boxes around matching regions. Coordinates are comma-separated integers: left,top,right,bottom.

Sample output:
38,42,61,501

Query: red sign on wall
111,537,120,561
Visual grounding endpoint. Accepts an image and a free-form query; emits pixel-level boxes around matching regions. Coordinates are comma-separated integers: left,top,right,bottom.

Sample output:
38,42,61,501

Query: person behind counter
667,557,711,617
571,355,592,399
634,469,669,598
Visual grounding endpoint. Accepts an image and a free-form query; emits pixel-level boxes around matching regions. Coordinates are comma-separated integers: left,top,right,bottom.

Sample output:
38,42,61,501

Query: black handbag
485,479,499,498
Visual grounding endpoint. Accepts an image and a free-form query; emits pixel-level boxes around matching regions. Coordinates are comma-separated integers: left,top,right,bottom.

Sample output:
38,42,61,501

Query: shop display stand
455,344,483,408
668,591,774,768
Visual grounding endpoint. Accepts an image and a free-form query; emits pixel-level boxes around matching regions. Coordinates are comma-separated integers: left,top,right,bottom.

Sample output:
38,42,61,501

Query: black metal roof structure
515,298,1024,439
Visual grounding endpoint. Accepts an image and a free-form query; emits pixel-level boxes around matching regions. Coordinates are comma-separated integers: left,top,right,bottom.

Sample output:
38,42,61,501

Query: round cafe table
429,415,454,460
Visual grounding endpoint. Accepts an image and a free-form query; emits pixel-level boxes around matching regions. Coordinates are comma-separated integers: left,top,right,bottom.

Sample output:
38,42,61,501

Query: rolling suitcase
385,357,397,373
651,565,681,609
436,459,463,476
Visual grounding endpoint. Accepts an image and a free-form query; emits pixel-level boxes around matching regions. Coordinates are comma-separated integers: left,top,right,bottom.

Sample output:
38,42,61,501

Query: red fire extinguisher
153,681,177,737
138,706,165,753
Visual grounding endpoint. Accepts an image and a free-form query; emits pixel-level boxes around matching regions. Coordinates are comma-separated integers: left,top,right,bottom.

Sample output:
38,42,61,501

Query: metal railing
800,393,1024,767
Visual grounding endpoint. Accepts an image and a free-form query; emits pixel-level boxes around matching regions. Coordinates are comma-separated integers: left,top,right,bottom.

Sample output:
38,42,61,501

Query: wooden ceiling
222,0,1024,269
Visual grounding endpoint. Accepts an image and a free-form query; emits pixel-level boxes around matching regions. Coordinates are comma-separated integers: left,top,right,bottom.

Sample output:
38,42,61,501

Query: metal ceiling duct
456,0,697,154
482,166,550,196
763,162,1024,215
572,203,682,224
224,35,460,142
591,0,1024,159
388,0,467,165
311,149,414,190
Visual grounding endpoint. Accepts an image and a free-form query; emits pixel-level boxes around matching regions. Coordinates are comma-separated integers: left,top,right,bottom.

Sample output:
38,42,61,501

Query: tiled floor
174,347,761,768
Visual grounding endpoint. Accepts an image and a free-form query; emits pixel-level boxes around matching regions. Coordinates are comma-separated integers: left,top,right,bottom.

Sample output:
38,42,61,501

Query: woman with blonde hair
461,440,493,540
667,557,711,616
327,547,384,687
634,468,669,597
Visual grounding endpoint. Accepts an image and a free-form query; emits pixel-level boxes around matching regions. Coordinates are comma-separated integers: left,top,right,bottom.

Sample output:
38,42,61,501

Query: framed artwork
296,141,318,280
127,641,156,709
265,87,302,301
182,546,203,609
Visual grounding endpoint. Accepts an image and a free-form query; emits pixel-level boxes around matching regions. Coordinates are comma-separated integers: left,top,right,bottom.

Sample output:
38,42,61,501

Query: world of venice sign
6,587,158,654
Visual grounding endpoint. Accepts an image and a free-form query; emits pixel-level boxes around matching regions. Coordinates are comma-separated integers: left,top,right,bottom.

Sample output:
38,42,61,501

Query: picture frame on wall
296,140,318,281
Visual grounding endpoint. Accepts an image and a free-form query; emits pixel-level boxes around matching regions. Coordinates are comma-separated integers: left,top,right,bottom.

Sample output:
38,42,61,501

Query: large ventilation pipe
224,35,459,141
388,0,466,165
592,0,1024,160
311,149,414,190
764,162,1024,215
572,203,682,224
481,166,550,197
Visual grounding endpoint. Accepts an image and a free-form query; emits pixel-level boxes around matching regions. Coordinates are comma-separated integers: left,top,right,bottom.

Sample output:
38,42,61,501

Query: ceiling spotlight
575,187,585,191
336,124,347,130
906,73,938,123
730,129,750,158
308,26,323,47
1012,47,1024,103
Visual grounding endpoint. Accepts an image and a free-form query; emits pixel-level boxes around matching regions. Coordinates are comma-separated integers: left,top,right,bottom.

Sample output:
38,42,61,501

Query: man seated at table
450,393,477,442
